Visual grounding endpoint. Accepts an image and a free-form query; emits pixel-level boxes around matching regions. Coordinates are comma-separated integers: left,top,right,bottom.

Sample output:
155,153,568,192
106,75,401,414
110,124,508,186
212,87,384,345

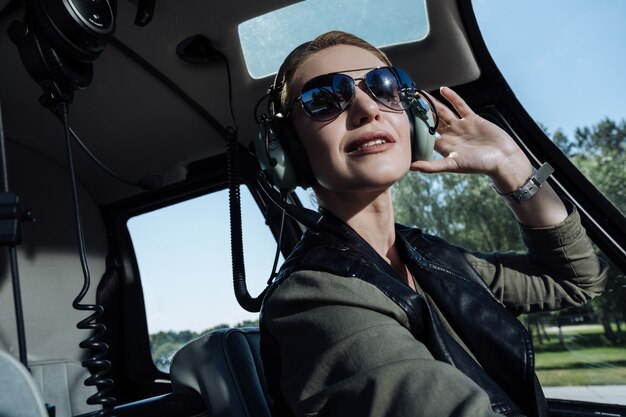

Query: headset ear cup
254,118,299,192
271,117,316,189
259,40,316,191
408,105,437,162
254,116,316,192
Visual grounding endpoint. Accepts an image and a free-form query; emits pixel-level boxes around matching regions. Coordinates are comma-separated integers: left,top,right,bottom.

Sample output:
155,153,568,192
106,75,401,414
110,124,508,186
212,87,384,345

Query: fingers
421,87,475,134
439,86,474,118
421,90,457,132
410,157,461,174
433,133,459,156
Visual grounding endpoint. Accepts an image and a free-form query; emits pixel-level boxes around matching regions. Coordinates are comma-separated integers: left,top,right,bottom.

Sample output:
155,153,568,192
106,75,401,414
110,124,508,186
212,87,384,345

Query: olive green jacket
261,205,607,417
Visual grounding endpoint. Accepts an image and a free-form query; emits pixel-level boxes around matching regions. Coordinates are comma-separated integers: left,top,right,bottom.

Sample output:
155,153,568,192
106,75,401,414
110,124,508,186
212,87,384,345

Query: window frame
99,151,302,403
458,0,626,410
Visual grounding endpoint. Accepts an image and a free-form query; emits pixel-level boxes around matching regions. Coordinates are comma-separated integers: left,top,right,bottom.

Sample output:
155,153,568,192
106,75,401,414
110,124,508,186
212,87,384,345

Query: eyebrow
312,66,384,78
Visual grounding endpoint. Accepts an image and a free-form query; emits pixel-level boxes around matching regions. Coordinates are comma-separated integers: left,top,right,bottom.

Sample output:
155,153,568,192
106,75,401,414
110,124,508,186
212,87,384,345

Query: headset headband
268,41,312,118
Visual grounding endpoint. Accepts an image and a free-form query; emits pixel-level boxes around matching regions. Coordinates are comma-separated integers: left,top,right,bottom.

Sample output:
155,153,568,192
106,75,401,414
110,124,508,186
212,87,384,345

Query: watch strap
498,162,554,204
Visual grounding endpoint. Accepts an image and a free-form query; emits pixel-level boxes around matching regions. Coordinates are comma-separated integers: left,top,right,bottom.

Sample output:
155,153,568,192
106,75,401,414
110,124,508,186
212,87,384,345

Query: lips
346,131,395,153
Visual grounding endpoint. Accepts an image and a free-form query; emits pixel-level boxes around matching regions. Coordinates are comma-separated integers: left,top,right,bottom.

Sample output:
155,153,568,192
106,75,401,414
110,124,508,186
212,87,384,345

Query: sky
130,0,626,334
473,0,626,139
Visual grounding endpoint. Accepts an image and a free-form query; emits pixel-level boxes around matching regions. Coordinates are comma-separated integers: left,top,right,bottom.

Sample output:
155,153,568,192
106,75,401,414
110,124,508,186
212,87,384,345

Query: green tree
560,118,626,344
394,171,522,252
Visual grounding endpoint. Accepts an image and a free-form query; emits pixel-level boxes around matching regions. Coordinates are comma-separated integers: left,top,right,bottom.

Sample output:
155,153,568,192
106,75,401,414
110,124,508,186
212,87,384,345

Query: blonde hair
276,31,392,113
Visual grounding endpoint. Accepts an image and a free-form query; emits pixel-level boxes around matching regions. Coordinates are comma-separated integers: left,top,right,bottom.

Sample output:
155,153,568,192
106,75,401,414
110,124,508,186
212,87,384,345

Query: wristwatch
497,162,554,204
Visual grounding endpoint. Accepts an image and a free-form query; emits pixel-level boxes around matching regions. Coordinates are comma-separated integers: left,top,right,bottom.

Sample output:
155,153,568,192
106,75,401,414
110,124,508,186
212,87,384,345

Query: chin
361,166,408,188
314,162,409,194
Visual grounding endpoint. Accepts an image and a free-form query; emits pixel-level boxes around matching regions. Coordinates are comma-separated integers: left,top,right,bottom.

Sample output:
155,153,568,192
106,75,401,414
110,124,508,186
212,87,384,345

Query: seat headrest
170,327,272,417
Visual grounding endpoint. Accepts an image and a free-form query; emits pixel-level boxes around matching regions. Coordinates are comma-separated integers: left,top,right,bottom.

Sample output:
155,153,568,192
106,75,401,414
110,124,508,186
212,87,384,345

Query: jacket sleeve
263,270,509,417
462,203,608,314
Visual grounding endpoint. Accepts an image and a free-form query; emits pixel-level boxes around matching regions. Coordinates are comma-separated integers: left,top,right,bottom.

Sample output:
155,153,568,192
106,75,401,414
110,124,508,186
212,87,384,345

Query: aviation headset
7,0,117,104
254,41,438,194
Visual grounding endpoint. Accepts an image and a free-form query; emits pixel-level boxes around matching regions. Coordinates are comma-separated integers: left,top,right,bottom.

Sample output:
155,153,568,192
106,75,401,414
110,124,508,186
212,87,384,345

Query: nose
348,81,381,126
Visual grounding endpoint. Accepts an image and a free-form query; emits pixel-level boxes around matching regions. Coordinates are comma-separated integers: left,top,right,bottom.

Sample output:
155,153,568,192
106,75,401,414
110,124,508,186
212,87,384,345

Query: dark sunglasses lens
366,67,415,110
300,74,354,121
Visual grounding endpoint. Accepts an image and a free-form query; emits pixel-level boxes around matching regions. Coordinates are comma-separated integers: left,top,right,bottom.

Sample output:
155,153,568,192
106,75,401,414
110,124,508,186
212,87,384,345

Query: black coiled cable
59,102,116,416
222,45,286,313
227,126,270,312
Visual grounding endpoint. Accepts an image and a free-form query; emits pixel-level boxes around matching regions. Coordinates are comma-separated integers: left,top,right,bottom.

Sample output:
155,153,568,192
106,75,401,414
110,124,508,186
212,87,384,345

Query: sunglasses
288,66,435,124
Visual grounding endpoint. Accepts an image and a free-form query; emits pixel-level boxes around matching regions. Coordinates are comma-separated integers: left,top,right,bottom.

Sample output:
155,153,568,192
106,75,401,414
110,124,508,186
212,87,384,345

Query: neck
317,187,414,289
317,187,396,259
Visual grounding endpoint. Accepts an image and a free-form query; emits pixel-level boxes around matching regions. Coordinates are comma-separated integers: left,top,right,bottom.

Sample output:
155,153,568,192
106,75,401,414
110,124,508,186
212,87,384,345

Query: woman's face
290,44,412,195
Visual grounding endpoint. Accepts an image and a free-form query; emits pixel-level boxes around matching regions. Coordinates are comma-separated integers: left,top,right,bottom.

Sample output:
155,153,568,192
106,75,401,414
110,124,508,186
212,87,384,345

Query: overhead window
238,0,429,79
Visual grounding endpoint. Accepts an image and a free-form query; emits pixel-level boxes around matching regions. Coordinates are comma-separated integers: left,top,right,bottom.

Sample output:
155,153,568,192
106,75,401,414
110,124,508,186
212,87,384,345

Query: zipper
425,260,536,383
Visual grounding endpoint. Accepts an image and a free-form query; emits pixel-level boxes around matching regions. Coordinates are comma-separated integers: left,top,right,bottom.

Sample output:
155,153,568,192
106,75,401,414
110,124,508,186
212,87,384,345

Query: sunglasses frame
287,66,430,123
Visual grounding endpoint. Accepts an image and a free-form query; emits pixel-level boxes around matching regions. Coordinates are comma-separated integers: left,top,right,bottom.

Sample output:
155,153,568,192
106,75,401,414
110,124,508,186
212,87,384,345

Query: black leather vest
261,212,547,417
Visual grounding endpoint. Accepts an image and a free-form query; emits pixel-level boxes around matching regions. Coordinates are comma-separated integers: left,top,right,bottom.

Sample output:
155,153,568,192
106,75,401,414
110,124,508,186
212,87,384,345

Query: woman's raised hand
410,87,532,194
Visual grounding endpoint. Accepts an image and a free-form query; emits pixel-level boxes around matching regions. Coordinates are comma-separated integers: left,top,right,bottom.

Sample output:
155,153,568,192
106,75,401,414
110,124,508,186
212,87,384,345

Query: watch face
65,0,114,33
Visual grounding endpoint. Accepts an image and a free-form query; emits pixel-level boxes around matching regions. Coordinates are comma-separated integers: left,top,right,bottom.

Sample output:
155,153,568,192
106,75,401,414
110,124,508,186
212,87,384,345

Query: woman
259,31,606,417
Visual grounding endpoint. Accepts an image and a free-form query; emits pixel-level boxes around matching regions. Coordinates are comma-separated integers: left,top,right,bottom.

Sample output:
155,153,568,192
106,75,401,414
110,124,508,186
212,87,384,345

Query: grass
537,368,626,386
532,323,626,352
544,324,622,336
531,324,626,386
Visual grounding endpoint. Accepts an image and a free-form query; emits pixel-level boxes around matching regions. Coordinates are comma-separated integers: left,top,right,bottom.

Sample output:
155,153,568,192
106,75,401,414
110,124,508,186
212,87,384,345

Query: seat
170,327,272,417
29,360,100,416
0,350,49,417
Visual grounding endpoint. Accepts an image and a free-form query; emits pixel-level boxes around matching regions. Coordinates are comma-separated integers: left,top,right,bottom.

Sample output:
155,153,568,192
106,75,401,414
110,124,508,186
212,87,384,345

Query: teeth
356,139,387,151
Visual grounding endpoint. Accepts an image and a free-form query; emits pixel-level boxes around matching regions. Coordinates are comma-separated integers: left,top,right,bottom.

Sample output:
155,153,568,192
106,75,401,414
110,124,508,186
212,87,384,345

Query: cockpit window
238,0,429,79
464,0,626,404
473,0,626,217
127,187,278,372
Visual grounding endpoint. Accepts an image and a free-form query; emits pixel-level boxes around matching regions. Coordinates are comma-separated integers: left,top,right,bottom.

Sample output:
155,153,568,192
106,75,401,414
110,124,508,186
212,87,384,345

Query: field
533,324,626,386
